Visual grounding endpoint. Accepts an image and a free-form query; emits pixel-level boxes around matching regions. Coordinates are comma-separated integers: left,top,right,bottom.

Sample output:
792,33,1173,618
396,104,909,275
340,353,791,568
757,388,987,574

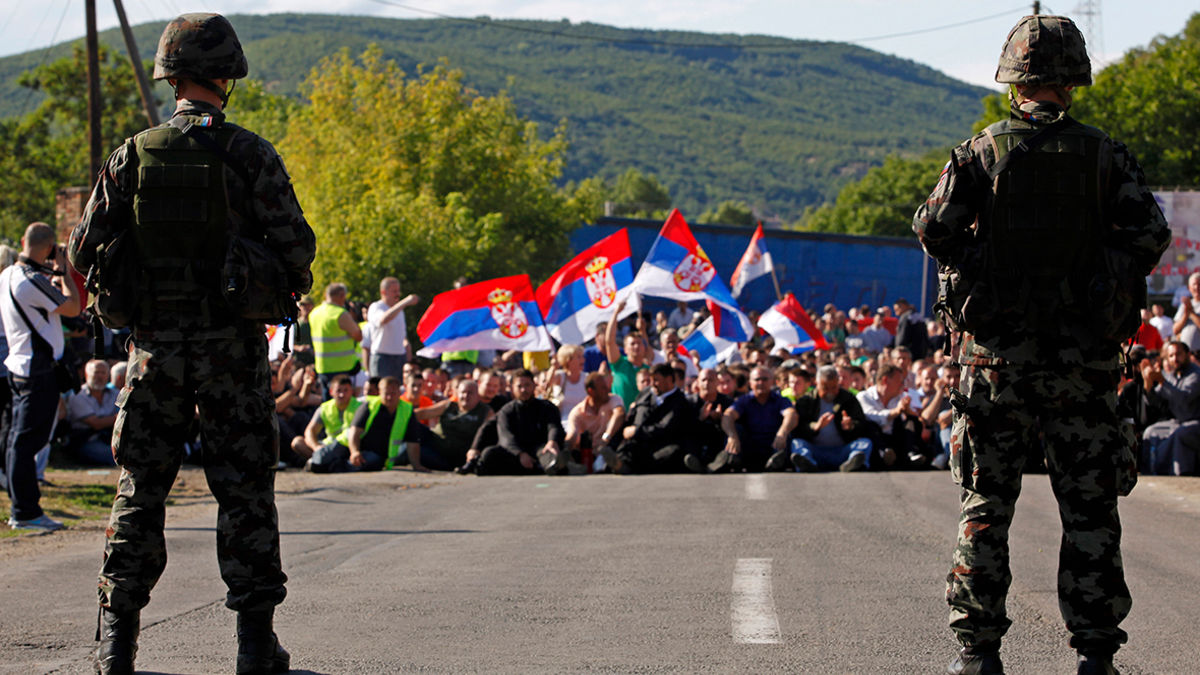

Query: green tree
610,168,671,219
796,153,946,237
972,91,1008,133
226,79,300,143
1072,13,1200,186
698,200,755,226
280,46,575,319
0,43,154,240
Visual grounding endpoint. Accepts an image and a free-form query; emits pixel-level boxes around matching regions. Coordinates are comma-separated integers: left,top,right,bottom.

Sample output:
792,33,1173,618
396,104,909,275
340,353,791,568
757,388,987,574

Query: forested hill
0,13,991,220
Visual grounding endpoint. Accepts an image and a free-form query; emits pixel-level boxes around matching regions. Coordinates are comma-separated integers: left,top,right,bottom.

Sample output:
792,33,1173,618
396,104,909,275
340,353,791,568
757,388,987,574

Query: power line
363,0,1028,50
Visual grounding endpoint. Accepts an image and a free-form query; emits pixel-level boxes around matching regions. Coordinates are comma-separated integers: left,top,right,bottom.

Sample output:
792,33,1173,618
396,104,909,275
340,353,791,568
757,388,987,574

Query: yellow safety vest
336,396,413,469
310,302,357,374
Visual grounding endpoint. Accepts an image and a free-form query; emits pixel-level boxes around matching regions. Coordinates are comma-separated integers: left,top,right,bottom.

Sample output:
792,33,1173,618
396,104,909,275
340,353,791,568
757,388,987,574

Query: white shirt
1149,314,1174,342
67,387,119,432
0,263,66,377
857,385,903,434
1173,299,1200,352
367,299,407,356
667,307,694,330
651,349,698,378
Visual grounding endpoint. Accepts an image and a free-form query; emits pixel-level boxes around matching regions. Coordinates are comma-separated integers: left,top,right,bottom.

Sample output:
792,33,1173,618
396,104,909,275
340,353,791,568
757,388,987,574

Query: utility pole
85,0,103,182
113,0,160,126
1033,1,1041,14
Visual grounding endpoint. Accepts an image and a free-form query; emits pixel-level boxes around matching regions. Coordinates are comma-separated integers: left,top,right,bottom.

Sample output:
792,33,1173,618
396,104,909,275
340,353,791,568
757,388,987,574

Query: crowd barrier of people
6,268,1199,489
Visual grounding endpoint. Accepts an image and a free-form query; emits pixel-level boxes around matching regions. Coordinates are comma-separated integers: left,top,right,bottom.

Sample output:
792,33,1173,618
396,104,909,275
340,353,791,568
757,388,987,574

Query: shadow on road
164,527,480,536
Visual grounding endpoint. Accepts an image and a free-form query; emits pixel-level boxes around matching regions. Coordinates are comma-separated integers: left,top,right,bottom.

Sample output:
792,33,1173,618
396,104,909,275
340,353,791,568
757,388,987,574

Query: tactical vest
318,396,362,443
335,396,413,469
972,116,1108,334
310,303,358,374
132,120,243,325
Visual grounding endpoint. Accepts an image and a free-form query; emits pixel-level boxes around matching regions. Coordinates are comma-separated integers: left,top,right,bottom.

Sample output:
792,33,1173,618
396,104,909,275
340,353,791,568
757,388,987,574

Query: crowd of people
7,267,1198,492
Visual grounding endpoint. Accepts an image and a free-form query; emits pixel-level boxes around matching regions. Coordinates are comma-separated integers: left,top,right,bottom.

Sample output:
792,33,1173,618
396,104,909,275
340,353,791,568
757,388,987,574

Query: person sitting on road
603,299,653,408
790,365,874,472
291,374,361,462
857,363,924,469
477,369,566,476
707,366,798,473
1139,340,1200,475
917,363,959,470
565,372,625,474
431,378,493,471
607,363,693,474
686,368,734,470
478,369,512,413
545,344,588,425
65,359,118,466
307,376,422,473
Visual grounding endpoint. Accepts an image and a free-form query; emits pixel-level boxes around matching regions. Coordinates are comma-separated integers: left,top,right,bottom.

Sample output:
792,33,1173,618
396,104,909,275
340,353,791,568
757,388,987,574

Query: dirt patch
0,466,462,561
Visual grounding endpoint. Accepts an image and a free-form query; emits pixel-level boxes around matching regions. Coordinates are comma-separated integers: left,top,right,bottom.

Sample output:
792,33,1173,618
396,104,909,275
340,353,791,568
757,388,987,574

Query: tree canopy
1072,13,1200,187
279,46,577,307
0,43,154,241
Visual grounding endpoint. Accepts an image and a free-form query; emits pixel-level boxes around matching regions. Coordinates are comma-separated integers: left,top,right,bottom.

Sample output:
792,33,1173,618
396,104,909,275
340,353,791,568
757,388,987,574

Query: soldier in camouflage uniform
912,15,1170,675
69,13,315,675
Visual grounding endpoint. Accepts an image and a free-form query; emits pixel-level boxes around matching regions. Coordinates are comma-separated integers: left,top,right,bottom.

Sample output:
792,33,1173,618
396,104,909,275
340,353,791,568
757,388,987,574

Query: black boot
1077,652,1118,675
947,647,1004,675
94,607,139,675
236,610,290,674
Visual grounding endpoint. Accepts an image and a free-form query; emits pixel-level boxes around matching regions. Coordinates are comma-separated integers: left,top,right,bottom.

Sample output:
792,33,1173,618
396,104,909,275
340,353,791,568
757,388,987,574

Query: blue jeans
6,371,59,520
790,437,874,471
309,441,385,473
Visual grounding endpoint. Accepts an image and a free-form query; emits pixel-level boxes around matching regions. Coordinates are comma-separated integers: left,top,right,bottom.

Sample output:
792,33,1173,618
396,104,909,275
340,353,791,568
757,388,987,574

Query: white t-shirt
1149,314,1174,342
1173,299,1200,352
0,264,66,377
367,299,407,356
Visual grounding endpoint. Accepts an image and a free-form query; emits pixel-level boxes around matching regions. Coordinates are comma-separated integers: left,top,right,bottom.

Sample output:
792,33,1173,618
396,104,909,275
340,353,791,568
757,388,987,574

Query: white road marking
746,474,768,501
731,558,782,644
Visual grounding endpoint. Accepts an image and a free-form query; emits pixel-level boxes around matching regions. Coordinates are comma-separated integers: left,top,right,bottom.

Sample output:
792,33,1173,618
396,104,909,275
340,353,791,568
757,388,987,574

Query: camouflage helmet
995,15,1091,87
153,13,248,81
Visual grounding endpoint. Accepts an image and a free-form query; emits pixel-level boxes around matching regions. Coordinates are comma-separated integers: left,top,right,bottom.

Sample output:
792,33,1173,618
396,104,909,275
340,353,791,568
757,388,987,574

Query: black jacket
792,389,871,444
496,397,565,456
625,388,692,449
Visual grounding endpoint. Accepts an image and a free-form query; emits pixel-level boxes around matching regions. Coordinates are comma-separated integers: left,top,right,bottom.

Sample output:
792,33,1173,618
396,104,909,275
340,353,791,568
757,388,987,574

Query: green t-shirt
611,356,650,408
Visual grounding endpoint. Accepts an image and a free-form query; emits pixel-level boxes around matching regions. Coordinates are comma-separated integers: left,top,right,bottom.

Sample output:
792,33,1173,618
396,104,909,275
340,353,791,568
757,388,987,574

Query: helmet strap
195,78,236,107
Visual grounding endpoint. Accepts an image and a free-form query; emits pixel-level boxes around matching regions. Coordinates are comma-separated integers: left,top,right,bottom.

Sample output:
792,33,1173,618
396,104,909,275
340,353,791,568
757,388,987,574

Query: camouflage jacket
69,100,316,342
913,101,1170,368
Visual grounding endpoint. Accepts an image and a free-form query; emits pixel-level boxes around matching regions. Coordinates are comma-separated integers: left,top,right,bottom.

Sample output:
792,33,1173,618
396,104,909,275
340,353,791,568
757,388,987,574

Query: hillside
0,13,990,220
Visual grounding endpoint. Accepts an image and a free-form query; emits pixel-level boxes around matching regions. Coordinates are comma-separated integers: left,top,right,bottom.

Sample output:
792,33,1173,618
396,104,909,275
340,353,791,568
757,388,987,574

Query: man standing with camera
1,222,81,532
70,13,314,675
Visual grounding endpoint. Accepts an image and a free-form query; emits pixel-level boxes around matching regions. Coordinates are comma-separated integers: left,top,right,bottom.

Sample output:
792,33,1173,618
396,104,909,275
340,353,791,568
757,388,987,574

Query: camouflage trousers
99,336,287,613
947,363,1133,654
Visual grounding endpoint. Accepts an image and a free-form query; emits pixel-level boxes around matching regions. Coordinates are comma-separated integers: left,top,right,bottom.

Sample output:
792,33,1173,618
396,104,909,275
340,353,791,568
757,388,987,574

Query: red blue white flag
630,209,748,334
681,315,742,368
757,293,831,353
535,229,640,345
416,274,552,357
730,223,774,299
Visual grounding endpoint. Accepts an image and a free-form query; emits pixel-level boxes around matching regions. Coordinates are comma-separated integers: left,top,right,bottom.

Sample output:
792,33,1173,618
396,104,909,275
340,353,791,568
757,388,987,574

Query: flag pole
761,221,783,301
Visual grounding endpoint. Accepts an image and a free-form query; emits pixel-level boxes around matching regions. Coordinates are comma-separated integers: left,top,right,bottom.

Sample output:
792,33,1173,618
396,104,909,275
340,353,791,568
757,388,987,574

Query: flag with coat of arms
535,229,640,345
416,274,553,357
730,223,774,298
629,209,751,341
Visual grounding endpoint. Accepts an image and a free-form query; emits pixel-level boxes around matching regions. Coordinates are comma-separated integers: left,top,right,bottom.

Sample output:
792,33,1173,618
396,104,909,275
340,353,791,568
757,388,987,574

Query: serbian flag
680,316,742,369
630,209,742,316
535,229,640,345
707,299,753,341
757,293,832,353
416,274,552,357
730,223,774,298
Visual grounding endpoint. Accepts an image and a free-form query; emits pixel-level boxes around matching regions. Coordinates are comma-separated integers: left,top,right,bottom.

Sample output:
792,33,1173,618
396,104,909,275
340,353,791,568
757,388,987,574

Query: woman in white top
547,344,587,424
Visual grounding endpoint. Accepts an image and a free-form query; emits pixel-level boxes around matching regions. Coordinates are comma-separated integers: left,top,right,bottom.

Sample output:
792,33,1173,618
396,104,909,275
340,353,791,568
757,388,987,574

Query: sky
0,1,1194,90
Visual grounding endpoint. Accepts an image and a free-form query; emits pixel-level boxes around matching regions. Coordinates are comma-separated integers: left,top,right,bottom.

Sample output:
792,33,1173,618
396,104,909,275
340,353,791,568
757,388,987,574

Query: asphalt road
2,470,1199,674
